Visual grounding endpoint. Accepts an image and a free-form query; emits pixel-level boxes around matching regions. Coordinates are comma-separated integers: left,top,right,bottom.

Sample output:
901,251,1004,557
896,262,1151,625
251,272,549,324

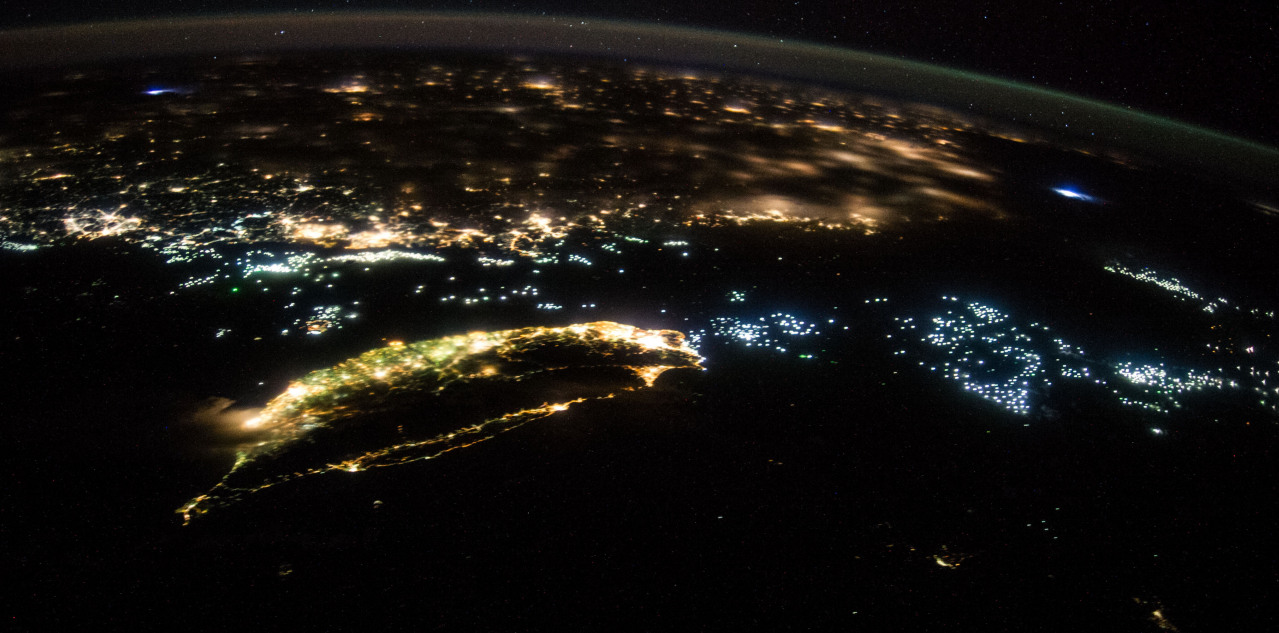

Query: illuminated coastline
178,321,703,522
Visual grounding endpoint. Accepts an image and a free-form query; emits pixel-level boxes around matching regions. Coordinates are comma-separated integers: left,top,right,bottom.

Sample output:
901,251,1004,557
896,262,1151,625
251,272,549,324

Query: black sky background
1,2,1276,145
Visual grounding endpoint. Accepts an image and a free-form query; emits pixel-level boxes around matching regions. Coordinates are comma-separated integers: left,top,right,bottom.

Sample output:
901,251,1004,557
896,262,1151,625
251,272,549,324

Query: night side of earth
4,48,1278,631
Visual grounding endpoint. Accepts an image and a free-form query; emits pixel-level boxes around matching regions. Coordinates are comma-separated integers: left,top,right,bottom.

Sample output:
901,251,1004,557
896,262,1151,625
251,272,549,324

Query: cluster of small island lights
891,296,1098,416
1105,261,1279,320
178,321,703,523
886,292,1274,422
688,313,837,358
1103,263,1201,302
1103,261,1279,415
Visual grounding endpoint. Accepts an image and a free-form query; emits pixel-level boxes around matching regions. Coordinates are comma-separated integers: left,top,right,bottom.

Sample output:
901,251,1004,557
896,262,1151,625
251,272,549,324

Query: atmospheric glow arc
1,12,1275,186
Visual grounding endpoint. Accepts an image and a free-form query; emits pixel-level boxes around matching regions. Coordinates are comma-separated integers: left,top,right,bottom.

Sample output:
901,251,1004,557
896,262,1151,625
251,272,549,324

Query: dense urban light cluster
178,321,703,522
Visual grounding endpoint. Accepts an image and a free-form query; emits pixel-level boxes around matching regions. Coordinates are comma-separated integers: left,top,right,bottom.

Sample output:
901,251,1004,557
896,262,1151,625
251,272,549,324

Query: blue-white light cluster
1,240,42,252
172,247,446,290
893,292,1271,419
689,312,825,356
1112,361,1223,413
477,256,516,267
294,303,360,335
895,297,1098,416
1104,263,1201,302
439,284,543,307
328,250,445,265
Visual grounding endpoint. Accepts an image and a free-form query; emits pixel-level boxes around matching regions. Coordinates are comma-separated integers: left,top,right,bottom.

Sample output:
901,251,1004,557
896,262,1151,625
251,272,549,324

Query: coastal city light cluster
174,247,445,290
172,227,702,339
178,321,703,522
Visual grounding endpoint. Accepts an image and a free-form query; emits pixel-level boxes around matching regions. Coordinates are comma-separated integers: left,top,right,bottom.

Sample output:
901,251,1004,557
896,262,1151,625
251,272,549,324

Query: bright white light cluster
327,250,445,265
1,240,42,251
1115,362,1221,393
175,247,447,291
440,284,542,307
293,304,359,335
1053,337,1085,357
1112,361,1223,412
178,274,220,289
1243,364,1279,414
1059,365,1092,379
689,312,823,356
156,243,224,264
894,295,1264,418
895,297,1099,416
1104,263,1201,301
238,251,319,276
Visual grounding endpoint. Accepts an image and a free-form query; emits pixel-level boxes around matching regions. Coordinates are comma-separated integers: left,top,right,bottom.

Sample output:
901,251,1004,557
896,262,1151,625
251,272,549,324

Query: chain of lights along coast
5,51,1278,631
179,321,702,522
